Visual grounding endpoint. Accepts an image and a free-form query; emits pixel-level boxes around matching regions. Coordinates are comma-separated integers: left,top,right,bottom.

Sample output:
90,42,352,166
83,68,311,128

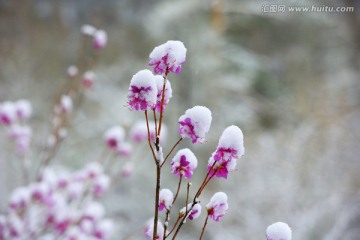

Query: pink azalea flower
93,29,107,50
208,125,244,179
127,70,157,111
82,71,96,89
0,101,16,126
171,148,198,179
145,220,164,240
266,222,292,240
206,192,229,222
178,106,212,144
180,203,201,220
14,99,32,121
103,126,125,150
152,75,172,112
149,40,187,75
158,189,174,211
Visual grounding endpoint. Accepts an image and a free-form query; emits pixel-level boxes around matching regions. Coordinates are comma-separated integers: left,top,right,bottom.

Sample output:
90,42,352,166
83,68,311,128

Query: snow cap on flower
152,75,172,112
14,99,32,121
130,120,167,144
93,29,107,50
121,161,134,178
104,126,125,150
8,125,32,155
82,71,96,89
81,24,96,36
82,202,105,221
94,219,114,239
117,141,132,157
84,162,103,179
149,40,187,75
180,203,201,220
208,125,244,179
0,101,16,126
171,148,198,179
93,175,110,197
178,106,212,144
158,189,173,212
145,220,164,240
266,222,292,240
206,192,229,222
60,95,72,113
67,65,78,78
127,69,157,111
9,187,31,210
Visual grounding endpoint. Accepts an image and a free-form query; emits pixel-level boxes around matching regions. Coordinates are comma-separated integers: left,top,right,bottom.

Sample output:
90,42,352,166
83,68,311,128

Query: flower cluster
206,192,229,222
208,125,245,179
0,163,113,240
170,148,198,179
0,99,32,156
148,40,187,75
81,25,108,50
178,106,212,144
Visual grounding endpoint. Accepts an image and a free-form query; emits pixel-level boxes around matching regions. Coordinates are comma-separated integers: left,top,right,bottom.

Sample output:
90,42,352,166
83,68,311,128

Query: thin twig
199,215,209,240
144,110,157,164
160,138,183,168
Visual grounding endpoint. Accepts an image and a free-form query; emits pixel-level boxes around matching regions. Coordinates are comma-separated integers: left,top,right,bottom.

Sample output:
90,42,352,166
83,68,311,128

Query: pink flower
171,148,198,179
266,222,292,240
82,71,96,89
127,70,157,111
145,220,164,240
93,175,110,197
121,162,134,178
0,101,16,126
67,65,78,78
149,40,187,75
180,203,201,220
152,75,173,112
8,125,32,155
93,29,107,50
117,142,132,157
208,125,244,179
104,126,125,150
14,99,32,121
206,192,228,222
178,106,212,144
60,95,73,113
158,189,173,211
9,187,30,210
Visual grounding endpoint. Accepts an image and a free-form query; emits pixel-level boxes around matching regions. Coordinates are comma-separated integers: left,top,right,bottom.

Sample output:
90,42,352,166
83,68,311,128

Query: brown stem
173,175,183,205
163,209,170,240
153,162,161,240
157,70,168,136
153,109,158,139
166,215,182,238
160,138,183,168
199,215,209,240
195,161,217,198
185,182,191,214
145,110,157,164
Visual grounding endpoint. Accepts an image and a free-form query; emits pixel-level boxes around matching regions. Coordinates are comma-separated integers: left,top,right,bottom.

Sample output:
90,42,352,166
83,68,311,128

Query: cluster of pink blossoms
0,163,113,240
0,100,32,156
127,70,173,112
178,106,212,144
170,148,198,179
208,125,245,179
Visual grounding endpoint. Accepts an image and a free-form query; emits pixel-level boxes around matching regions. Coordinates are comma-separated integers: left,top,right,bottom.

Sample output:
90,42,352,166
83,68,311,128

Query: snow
0,101,16,125
171,148,198,179
81,24,96,36
93,29,108,49
153,75,173,112
14,99,32,121
178,106,212,144
180,203,202,220
104,126,125,150
266,222,292,240
128,69,157,111
206,192,229,222
149,40,187,74
130,120,167,144
159,188,174,211
67,65,78,78
218,125,245,157
60,95,73,113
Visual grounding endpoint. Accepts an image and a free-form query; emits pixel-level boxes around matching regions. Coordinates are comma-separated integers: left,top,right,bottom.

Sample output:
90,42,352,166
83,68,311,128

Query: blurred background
1,0,360,239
